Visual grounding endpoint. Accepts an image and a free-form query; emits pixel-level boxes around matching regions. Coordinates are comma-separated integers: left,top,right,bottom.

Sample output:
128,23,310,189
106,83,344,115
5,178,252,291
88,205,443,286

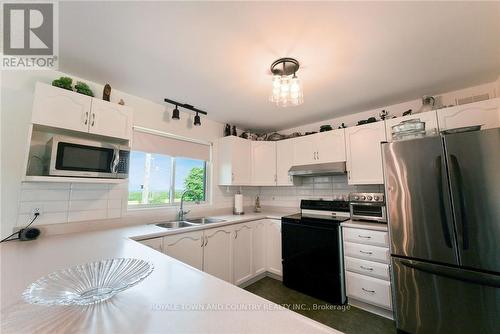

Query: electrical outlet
32,207,42,215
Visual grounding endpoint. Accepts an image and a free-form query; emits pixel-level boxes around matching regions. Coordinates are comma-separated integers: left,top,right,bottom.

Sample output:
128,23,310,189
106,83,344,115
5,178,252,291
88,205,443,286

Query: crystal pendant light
269,58,303,107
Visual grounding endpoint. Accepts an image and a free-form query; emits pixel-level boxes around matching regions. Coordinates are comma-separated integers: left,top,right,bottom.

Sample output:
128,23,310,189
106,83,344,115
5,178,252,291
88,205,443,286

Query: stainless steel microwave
46,136,130,179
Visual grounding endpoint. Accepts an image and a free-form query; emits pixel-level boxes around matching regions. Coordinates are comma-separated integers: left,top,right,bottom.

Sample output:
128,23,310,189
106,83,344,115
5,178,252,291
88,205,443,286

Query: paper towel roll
234,194,244,214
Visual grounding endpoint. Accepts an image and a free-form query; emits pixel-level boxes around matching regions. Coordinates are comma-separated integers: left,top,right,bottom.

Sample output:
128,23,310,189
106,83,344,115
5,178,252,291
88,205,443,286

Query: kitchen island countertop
1,212,340,334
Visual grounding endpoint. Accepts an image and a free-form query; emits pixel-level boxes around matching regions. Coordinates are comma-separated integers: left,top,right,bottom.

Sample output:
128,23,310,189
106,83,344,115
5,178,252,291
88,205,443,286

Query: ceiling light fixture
164,98,208,126
270,57,303,107
172,105,180,120
194,112,201,126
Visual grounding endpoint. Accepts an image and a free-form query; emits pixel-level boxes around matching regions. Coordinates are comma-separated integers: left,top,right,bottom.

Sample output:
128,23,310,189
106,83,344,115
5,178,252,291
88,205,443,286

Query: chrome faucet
178,190,199,221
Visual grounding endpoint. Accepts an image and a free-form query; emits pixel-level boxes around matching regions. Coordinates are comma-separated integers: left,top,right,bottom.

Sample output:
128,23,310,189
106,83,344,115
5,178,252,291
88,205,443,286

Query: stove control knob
354,196,359,200
374,196,379,201
360,196,366,200
367,196,373,201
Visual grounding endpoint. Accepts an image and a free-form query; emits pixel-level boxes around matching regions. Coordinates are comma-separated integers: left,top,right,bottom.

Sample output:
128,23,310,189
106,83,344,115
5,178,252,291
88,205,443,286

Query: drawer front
346,271,392,310
345,256,390,280
344,242,390,263
343,227,388,247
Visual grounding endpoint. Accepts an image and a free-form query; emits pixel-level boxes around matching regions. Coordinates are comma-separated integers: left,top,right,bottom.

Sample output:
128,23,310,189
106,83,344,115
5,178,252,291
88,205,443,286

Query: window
128,129,210,208
128,153,207,207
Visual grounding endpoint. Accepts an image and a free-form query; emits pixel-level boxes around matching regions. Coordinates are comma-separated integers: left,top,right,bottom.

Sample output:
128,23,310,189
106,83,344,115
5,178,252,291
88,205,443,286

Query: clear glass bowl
23,258,154,306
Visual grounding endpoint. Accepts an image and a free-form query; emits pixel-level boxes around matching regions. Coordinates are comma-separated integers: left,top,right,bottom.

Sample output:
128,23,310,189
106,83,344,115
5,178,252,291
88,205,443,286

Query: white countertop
340,220,389,232
1,212,340,334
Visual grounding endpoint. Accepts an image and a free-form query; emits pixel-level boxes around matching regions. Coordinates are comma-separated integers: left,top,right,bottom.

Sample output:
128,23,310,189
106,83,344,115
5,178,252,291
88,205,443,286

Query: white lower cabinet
251,220,267,276
342,225,393,319
346,272,392,310
266,219,283,276
155,219,283,286
163,231,204,271
233,223,253,285
138,237,163,253
203,226,233,283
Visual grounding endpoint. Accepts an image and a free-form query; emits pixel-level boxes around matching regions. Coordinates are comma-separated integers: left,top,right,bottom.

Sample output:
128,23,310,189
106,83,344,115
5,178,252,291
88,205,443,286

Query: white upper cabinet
31,82,133,140
315,129,346,163
203,226,233,283
89,99,133,140
385,110,439,142
437,97,500,131
163,231,204,271
32,82,92,133
345,121,387,185
233,224,253,286
293,129,346,165
251,141,277,186
218,136,251,186
276,139,295,186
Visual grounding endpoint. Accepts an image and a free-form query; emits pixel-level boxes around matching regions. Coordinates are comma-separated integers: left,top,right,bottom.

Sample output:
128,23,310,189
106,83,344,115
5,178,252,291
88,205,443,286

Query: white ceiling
59,1,500,131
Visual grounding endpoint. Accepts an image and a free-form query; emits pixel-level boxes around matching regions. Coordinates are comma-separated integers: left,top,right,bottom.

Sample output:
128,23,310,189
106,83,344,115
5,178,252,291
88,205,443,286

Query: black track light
172,105,180,120
194,112,201,126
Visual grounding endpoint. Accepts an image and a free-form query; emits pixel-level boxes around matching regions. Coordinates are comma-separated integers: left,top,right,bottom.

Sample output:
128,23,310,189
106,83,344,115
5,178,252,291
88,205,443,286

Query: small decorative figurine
231,125,237,136
224,124,231,136
103,84,111,101
379,110,389,120
118,99,125,105
254,196,261,213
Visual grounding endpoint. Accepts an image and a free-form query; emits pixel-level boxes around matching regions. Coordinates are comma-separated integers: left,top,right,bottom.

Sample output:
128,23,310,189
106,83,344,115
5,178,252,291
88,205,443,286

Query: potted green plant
74,81,94,97
51,77,73,91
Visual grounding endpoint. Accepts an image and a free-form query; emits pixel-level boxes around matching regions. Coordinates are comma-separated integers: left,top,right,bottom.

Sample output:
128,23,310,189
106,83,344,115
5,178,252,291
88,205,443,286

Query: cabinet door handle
91,113,96,126
359,250,373,255
360,265,374,271
204,236,208,247
316,151,319,160
362,288,376,293
234,230,238,239
201,237,204,247
358,235,372,239
84,112,89,125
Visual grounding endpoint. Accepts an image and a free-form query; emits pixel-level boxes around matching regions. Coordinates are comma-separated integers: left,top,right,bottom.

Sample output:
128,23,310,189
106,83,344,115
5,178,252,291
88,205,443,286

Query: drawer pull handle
360,265,374,271
362,288,376,293
358,235,372,239
359,250,373,255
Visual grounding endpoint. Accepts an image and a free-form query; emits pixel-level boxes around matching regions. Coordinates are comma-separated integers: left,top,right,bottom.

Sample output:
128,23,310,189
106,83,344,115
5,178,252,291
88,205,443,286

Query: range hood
288,162,347,177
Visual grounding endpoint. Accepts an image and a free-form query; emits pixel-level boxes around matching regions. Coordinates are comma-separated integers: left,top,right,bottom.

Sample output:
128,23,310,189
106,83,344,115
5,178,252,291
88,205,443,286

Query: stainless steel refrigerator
382,128,500,334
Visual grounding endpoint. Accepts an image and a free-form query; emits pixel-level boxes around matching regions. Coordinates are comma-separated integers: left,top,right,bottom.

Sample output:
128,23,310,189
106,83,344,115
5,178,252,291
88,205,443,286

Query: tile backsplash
17,182,127,227
254,175,383,208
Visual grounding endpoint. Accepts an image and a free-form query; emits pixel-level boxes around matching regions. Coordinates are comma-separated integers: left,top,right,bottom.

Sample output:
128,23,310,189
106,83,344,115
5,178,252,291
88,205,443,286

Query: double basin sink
156,217,226,230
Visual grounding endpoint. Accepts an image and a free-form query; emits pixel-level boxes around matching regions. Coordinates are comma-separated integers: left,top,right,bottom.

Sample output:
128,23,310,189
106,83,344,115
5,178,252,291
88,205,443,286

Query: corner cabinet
266,219,283,276
251,141,277,186
218,136,252,186
293,128,346,166
345,122,387,185
437,97,500,131
31,82,133,140
276,139,295,186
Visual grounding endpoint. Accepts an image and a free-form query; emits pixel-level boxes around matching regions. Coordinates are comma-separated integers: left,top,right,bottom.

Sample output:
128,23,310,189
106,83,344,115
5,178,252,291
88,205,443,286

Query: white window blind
132,128,210,161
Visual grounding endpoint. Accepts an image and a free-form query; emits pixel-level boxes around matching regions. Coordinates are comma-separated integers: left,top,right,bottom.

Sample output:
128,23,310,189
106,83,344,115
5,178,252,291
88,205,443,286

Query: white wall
0,70,246,238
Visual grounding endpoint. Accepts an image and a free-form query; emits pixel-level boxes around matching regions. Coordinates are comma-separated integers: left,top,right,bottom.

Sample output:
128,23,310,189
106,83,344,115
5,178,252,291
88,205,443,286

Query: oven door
49,138,119,178
350,202,387,222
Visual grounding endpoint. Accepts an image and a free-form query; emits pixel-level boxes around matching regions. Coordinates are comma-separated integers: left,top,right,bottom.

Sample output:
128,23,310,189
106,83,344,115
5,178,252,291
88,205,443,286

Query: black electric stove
281,199,350,304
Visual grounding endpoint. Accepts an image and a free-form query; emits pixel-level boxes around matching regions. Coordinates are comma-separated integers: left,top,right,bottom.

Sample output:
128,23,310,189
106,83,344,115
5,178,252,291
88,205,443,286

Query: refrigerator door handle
435,155,453,248
399,258,500,288
449,154,469,250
